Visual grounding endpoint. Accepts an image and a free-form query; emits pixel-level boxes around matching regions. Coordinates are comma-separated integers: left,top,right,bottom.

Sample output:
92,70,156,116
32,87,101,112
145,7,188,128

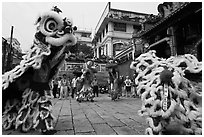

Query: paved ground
2,94,189,135
3,94,148,135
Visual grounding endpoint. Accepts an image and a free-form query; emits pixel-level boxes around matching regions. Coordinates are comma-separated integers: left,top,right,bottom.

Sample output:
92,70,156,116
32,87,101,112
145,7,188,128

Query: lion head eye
44,18,58,32
35,10,64,36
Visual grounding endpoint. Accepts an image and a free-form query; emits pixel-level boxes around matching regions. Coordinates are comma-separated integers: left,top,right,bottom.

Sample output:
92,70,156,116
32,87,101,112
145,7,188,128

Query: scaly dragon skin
2,7,77,133
130,50,202,135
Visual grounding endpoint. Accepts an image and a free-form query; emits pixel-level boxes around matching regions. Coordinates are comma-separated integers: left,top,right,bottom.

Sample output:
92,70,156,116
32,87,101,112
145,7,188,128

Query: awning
148,37,170,49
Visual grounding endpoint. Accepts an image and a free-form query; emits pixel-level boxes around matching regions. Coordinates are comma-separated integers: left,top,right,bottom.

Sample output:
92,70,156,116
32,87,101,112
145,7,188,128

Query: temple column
167,27,177,56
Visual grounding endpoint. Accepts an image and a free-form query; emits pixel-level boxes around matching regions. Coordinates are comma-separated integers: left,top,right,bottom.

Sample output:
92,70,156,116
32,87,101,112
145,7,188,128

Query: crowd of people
108,74,138,98
50,73,100,100
50,72,138,101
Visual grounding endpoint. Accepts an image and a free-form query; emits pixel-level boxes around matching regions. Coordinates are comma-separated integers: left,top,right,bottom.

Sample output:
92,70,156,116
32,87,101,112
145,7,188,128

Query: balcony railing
107,9,146,23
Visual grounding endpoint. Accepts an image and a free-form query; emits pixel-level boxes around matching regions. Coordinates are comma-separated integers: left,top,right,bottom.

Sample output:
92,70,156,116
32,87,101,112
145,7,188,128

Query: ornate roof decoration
133,2,190,38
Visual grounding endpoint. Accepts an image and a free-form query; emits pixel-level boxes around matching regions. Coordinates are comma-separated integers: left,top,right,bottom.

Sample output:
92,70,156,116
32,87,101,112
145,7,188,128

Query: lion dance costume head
130,50,202,135
76,60,97,102
2,6,77,134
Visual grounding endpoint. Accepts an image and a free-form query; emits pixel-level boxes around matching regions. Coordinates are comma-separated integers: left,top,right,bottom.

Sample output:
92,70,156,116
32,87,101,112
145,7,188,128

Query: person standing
108,68,118,97
92,77,99,97
124,76,132,97
118,76,124,98
71,75,78,98
57,77,62,98
131,73,137,98
76,76,83,96
52,77,58,98
59,74,68,99
120,75,126,97
67,77,72,97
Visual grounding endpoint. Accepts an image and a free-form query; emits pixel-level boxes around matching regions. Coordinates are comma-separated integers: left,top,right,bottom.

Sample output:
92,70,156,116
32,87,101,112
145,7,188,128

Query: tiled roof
134,2,191,38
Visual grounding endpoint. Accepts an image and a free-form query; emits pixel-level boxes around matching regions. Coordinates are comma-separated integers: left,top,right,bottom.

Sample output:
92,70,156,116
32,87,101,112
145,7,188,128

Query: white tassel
146,117,162,132
145,127,153,135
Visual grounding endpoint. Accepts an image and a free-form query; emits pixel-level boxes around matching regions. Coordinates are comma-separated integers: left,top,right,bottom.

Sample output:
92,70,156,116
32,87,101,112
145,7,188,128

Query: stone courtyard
3,94,147,135
2,94,189,135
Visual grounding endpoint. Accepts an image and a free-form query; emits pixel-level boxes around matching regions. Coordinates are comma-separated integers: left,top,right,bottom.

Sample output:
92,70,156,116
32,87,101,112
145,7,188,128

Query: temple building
115,2,202,78
132,2,202,61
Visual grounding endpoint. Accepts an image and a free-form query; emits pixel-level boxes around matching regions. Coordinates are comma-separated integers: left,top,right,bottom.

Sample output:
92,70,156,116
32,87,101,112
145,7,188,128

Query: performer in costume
2,6,77,134
130,50,202,135
106,60,121,101
59,74,69,99
76,60,97,102
72,70,83,99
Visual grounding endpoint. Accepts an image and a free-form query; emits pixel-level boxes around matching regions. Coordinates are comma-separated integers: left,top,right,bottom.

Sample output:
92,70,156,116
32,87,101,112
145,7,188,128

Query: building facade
74,28,92,47
58,28,93,76
58,28,109,83
59,61,108,81
92,2,149,59
2,37,23,73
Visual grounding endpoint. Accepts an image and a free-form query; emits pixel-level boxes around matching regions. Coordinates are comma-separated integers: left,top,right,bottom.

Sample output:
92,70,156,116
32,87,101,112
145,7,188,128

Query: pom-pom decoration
2,6,77,134
130,50,202,135
76,61,97,102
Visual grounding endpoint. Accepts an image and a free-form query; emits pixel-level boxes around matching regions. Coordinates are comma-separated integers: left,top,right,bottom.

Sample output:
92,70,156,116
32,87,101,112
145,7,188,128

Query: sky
2,2,160,52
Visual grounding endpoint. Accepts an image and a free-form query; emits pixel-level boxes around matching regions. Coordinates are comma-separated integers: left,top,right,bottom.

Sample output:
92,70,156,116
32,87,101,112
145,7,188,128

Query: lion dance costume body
76,61,97,102
2,7,77,134
130,50,202,135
